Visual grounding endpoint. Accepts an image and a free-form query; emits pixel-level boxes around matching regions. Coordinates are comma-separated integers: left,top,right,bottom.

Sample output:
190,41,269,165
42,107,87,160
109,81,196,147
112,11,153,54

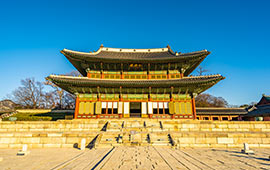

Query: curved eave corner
197,75,225,94
184,50,211,76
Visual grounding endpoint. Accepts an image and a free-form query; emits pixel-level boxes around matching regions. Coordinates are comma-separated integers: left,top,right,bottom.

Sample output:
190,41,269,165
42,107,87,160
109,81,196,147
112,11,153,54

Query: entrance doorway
130,102,141,117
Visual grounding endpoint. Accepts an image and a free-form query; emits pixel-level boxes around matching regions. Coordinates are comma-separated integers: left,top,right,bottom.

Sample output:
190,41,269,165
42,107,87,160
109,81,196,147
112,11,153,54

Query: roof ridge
101,46,169,53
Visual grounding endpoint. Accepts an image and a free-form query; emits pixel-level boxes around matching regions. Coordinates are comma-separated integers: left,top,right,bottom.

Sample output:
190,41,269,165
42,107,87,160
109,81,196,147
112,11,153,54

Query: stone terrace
0,119,270,148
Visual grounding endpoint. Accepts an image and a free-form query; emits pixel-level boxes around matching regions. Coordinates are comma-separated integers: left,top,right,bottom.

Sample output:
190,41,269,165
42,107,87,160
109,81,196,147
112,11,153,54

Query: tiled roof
246,105,270,117
47,74,224,94
61,47,209,61
48,74,224,87
263,94,270,102
196,107,247,115
60,46,210,76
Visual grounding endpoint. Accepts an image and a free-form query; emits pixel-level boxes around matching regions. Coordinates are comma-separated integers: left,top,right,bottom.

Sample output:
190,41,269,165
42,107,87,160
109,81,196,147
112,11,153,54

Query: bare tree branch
12,78,45,109
196,66,208,76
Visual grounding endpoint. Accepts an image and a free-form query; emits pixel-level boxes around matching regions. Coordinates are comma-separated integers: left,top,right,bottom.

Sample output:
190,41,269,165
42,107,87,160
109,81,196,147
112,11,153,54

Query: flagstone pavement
0,147,270,170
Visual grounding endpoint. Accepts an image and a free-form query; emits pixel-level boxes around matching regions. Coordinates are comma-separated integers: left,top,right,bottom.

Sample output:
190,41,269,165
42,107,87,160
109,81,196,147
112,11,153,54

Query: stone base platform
0,119,270,148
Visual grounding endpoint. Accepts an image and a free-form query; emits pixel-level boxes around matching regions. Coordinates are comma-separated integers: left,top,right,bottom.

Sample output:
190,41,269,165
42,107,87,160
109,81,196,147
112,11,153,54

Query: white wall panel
158,102,163,108
142,102,147,114
164,102,169,108
102,102,107,108
148,102,153,114
108,102,113,108
153,102,158,108
124,102,129,114
118,102,123,114
113,102,118,108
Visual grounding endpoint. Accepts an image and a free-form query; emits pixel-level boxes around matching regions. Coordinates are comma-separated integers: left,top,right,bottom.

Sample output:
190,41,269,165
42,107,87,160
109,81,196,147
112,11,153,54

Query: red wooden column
74,96,80,119
191,97,197,119
87,72,91,78
170,87,174,119
180,73,184,78
121,63,124,79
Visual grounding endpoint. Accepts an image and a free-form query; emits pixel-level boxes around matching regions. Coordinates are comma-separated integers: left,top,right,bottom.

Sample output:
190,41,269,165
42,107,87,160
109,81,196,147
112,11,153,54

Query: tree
239,104,249,108
195,93,228,107
196,66,208,76
239,102,257,108
11,78,45,109
44,71,80,109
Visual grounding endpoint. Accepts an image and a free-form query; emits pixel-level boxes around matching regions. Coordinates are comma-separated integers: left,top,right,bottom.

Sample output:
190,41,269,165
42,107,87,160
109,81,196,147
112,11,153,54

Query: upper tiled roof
61,46,209,61
61,45,210,76
257,94,270,106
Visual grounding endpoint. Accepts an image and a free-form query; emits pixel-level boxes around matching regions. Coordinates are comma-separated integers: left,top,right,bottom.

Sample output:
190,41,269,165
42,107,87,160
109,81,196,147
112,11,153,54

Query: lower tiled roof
47,75,224,94
246,105,270,117
196,107,247,115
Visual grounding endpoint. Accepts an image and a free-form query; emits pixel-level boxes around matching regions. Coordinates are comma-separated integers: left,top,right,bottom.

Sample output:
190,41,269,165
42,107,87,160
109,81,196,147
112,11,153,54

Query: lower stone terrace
0,147,270,170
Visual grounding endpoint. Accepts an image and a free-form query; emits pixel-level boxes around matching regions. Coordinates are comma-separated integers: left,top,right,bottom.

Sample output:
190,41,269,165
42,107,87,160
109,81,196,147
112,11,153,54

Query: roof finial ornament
100,44,104,48
166,45,171,49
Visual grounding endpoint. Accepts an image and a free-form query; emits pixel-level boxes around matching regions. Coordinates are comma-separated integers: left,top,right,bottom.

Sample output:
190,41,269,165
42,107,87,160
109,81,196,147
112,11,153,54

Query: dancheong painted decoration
47,45,224,119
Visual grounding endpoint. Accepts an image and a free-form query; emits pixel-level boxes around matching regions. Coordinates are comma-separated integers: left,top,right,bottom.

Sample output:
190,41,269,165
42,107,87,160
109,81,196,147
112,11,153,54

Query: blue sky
0,0,269,106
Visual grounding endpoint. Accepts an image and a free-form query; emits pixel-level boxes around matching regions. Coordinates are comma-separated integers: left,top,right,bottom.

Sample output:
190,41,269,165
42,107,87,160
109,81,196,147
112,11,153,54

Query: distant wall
16,109,51,114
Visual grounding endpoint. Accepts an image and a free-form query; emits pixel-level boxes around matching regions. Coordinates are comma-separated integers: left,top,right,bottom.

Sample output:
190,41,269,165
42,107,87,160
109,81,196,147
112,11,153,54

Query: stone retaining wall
0,119,270,148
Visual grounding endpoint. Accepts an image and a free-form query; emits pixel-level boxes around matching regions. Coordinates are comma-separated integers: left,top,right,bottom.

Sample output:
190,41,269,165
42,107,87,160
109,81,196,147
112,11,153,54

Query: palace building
243,94,270,121
47,45,224,119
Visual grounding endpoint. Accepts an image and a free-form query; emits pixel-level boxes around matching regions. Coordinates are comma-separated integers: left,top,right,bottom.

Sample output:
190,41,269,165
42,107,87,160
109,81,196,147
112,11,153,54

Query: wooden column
97,86,101,101
119,86,123,101
101,63,104,79
87,72,91,78
74,96,80,119
163,102,165,114
167,63,170,79
121,63,124,79
147,63,151,79
191,97,197,119
170,87,174,101
181,73,184,78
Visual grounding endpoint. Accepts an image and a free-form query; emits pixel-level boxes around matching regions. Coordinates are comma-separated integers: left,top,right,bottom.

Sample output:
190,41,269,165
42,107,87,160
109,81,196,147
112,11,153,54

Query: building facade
196,107,247,121
48,45,224,119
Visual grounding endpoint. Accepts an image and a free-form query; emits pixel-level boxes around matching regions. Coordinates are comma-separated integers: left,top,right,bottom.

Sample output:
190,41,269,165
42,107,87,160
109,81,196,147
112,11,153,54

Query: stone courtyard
0,147,270,170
